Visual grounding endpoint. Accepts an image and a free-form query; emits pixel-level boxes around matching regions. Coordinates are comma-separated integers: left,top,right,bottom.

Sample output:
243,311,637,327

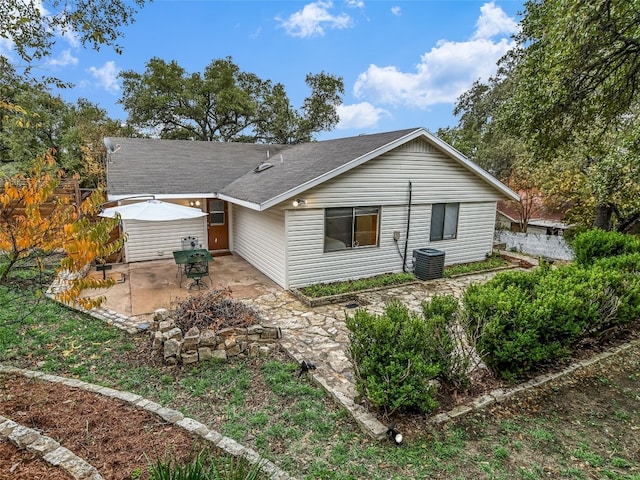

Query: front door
207,199,229,251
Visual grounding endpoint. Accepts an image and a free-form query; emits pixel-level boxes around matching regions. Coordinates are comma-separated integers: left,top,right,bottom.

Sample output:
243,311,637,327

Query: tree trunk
594,204,613,231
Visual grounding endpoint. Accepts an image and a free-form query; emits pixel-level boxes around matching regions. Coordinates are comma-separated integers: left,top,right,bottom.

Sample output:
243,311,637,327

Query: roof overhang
252,128,519,210
108,193,215,201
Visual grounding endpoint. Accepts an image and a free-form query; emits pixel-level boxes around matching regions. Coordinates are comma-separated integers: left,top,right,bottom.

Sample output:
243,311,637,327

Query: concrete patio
81,254,282,323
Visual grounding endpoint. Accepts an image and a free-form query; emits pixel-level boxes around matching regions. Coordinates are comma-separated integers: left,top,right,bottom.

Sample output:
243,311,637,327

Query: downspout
403,181,412,272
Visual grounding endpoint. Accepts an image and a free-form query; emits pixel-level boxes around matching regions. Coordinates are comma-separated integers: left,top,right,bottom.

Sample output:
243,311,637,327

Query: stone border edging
310,371,388,440
289,281,423,308
426,339,640,425
289,262,521,308
0,413,103,480
0,365,296,480
303,338,640,440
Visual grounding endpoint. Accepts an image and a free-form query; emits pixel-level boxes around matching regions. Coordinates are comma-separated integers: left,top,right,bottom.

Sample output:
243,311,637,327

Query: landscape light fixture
292,198,306,207
297,360,316,378
386,423,403,445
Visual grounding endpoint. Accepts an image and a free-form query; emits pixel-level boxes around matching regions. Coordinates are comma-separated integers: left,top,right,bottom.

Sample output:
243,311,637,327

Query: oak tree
119,57,344,143
1,0,146,65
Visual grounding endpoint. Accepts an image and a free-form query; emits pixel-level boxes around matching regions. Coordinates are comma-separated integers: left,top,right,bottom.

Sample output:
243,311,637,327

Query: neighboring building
496,198,571,236
104,127,518,289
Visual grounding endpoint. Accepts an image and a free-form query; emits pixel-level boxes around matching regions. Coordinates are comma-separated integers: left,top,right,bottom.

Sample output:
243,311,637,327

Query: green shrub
346,301,444,415
571,229,640,265
591,253,640,324
421,294,473,390
463,261,640,381
593,252,640,272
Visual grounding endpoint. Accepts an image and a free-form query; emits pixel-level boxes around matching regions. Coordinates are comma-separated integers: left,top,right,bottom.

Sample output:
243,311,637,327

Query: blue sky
3,0,525,140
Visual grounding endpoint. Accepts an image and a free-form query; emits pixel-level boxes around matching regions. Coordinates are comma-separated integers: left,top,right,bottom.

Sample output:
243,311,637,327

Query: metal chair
177,236,200,280
181,236,199,250
185,254,210,290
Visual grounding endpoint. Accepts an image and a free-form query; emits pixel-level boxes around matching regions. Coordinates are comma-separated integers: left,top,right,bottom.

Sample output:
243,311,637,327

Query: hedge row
346,230,640,412
463,230,640,380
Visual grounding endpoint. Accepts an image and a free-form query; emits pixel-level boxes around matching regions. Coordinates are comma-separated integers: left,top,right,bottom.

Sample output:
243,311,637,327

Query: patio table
173,249,213,288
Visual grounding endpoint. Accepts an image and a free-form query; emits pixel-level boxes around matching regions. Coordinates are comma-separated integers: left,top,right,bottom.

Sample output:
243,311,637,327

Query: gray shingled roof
105,128,419,203
105,137,287,197
105,128,518,208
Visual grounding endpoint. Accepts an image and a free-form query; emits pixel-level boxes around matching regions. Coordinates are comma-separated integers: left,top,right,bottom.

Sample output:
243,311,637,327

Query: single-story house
104,127,519,289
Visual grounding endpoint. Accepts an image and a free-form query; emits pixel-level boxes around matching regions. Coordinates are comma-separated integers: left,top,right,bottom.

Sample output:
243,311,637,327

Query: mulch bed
0,440,73,479
0,374,214,480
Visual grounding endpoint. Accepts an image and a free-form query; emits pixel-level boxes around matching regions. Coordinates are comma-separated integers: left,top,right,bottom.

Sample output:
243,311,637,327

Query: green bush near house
570,229,640,266
345,295,461,415
463,259,640,381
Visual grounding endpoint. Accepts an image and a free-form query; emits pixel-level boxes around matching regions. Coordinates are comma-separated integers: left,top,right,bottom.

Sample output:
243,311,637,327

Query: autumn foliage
0,149,123,309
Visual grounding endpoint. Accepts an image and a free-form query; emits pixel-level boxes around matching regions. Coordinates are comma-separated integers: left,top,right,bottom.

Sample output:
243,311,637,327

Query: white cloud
88,61,120,93
391,6,401,16
276,1,352,38
336,102,390,129
47,49,79,68
352,2,518,108
347,0,364,8
57,26,81,48
472,1,520,40
0,37,14,59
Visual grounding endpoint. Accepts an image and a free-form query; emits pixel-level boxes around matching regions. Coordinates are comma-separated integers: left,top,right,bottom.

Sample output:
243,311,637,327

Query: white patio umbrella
100,199,207,221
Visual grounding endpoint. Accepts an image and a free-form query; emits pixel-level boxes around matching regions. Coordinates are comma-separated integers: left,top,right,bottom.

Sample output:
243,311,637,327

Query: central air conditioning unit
412,248,445,280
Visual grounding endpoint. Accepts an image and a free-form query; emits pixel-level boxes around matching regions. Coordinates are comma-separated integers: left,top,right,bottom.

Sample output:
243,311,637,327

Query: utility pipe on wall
402,181,412,272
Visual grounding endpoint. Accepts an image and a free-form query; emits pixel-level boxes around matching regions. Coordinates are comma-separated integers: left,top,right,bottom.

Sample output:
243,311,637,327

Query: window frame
324,206,380,252
430,202,459,241
208,199,225,226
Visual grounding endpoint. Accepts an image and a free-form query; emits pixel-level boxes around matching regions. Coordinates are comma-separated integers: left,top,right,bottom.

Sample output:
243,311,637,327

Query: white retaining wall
495,230,574,261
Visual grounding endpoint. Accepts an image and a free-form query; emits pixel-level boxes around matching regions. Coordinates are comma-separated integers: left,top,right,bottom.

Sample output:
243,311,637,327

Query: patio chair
177,236,199,278
185,255,211,290
181,235,199,249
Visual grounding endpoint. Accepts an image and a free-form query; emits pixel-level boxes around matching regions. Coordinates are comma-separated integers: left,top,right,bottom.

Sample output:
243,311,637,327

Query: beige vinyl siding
286,205,431,288
122,217,207,262
285,202,497,288
232,204,286,288
301,138,503,207
284,138,503,288
418,202,497,266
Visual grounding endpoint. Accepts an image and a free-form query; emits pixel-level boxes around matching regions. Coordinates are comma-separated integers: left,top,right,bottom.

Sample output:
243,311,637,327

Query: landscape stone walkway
243,271,509,438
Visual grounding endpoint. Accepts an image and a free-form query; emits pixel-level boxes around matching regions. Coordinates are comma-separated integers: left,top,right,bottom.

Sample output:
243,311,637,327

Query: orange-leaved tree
0,149,124,309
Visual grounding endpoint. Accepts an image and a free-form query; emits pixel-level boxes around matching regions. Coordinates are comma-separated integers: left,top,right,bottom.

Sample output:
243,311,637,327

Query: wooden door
207,199,229,251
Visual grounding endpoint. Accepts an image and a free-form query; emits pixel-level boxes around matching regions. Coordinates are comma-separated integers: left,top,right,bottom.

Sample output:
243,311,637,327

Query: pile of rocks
150,309,282,365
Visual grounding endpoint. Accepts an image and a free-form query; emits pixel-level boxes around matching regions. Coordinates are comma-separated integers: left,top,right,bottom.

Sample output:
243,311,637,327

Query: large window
430,203,459,241
324,207,379,252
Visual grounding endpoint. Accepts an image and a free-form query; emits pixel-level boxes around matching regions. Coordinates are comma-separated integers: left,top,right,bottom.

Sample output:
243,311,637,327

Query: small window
208,200,225,226
430,203,459,241
325,207,379,251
